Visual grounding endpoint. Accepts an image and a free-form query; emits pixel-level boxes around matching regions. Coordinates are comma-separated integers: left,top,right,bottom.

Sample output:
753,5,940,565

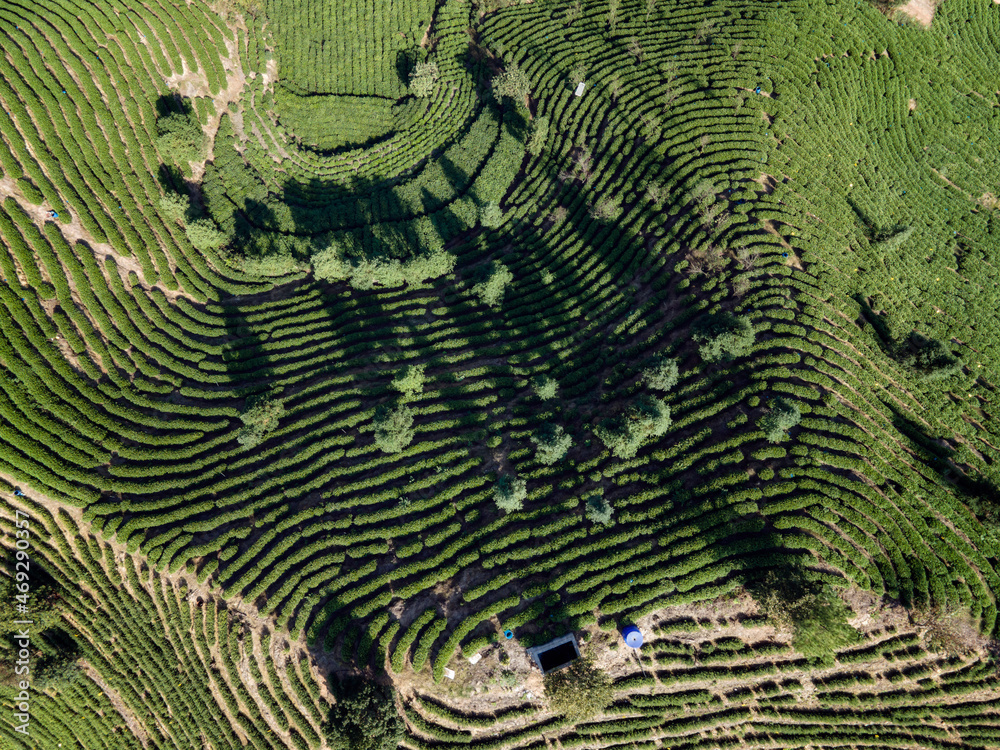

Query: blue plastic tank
622,625,643,649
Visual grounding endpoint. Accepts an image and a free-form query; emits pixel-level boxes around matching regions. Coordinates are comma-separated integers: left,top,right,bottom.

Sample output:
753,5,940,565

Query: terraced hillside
2,492,331,749
1,0,1000,746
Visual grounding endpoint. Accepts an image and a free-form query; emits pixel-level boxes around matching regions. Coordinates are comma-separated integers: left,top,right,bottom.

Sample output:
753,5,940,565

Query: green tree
626,36,644,63
641,354,679,391
607,0,621,31
692,312,754,362
589,196,622,221
530,423,572,465
374,404,415,454
312,236,358,282
544,657,612,722
216,0,264,17
158,191,190,223
594,395,671,459
409,61,440,98
0,572,62,640
750,568,858,665
645,181,666,207
323,676,404,750
757,397,801,443
480,202,504,228
240,249,297,277
494,473,527,513
528,115,550,156
872,225,914,253
0,568,79,689
236,394,285,449
312,240,454,289
472,261,513,307
687,177,717,207
900,335,962,382
186,218,228,252
156,110,205,166
530,375,558,400
391,365,426,398
492,63,531,105
584,493,614,525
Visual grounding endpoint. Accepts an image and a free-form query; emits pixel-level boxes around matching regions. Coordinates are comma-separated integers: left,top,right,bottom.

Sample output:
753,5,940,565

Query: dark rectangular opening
537,641,578,672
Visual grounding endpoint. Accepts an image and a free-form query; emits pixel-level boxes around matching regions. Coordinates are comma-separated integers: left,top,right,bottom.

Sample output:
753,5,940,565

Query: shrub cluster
594,395,671,459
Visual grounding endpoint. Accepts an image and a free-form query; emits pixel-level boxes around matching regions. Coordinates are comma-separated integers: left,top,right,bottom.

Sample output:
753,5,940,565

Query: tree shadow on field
396,48,418,89
890,406,1000,529
208,165,502,663
153,9,826,673
154,92,194,119
853,293,897,358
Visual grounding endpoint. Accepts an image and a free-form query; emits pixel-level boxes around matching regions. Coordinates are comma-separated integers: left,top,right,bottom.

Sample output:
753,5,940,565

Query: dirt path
167,32,247,186
80,661,151,747
0,175,199,309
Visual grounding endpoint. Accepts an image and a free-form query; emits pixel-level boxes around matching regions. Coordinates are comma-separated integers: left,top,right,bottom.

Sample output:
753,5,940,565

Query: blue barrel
622,625,643,649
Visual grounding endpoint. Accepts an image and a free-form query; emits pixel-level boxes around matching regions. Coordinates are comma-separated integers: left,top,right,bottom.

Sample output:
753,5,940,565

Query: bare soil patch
164,63,211,99
896,0,938,27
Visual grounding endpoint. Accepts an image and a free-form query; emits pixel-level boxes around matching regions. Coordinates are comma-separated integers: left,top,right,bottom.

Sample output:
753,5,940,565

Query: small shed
526,634,580,674
574,82,586,97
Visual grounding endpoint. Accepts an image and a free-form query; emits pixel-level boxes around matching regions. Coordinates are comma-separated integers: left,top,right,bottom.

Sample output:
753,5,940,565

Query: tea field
2,0,1000,746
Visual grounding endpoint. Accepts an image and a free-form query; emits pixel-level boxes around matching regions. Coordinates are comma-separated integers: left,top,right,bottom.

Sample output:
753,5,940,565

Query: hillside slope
0,0,999,746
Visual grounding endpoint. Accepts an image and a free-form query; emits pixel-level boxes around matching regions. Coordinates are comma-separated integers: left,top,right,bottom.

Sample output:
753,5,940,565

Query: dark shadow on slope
136,3,826,678
855,295,963,381
890,406,1000,531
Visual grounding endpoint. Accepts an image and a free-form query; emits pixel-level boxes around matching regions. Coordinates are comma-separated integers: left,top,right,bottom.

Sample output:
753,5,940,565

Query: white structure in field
574,82,586,97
